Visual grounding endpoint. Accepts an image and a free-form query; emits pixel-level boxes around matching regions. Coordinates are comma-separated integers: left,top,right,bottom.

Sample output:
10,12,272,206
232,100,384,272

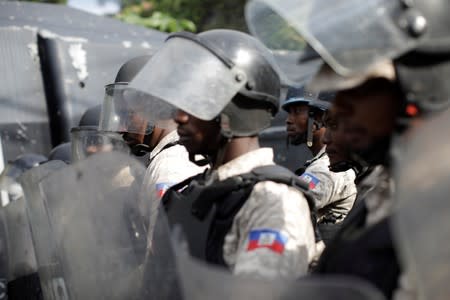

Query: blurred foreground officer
127,29,317,279
246,0,450,298
283,88,356,244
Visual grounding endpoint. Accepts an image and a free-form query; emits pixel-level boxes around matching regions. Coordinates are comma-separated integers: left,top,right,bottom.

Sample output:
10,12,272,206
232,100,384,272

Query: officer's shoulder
246,165,309,193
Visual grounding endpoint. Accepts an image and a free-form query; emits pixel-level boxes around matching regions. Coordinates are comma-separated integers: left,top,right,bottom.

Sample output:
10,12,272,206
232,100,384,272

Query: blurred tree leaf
116,0,251,33
18,0,67,4
116,1,196,33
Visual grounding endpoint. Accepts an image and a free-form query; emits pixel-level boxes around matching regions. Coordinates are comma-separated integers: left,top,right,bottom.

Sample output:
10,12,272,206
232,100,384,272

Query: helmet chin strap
188,115,226,168
306,110,326,148
306,115,314,147
210,134,232,170
189,153,211,167
130,143,151,156
128,132,154,156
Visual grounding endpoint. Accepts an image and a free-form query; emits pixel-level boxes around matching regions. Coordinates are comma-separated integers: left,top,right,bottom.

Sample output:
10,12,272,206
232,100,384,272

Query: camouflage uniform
221,148,316,279
299,147,357,225
141,130,206,241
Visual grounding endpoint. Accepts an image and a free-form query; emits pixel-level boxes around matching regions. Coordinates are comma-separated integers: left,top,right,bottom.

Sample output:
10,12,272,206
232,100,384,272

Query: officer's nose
286,112,293,125
174,109,189,125
323,127,332,145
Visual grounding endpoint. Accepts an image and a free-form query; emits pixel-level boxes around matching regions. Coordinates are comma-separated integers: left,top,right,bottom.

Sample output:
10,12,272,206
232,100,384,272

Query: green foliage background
24,0,67,4
117,0,248,33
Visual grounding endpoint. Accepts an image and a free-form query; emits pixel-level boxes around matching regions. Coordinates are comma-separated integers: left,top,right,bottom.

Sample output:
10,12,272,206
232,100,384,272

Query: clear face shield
99,82,171,134
70,126,130,162
245,0,421,87
127,33,248,121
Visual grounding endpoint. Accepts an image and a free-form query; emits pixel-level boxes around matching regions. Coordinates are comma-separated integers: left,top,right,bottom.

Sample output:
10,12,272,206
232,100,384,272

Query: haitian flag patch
155,183,173,198
300,172,320,190
247,229,288,254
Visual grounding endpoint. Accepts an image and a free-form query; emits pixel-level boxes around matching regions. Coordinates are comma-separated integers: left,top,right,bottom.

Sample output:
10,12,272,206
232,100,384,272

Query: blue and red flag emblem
247,229,288,254
300,172,320,190
155,183,173,198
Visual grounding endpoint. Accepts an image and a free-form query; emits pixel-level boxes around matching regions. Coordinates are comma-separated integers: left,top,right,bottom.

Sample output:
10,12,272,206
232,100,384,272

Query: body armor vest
163,165,315,267
314,202,400,299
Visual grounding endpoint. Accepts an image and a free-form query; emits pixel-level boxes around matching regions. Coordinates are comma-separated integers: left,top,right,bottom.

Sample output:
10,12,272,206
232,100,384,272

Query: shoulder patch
300,172,320,189
155,182,174,197
247,229,288,254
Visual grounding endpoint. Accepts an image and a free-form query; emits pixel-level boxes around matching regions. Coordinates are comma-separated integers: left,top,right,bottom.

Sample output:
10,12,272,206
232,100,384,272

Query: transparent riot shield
139,206,182,299
3,197,37,281
26,152,148,299
11,160,67,299
392,109,450,300
0,208,7,298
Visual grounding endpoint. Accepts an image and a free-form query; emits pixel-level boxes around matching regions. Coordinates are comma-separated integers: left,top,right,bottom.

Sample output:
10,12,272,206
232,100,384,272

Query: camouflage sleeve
300,160,356,210
223,181,316,279
300,163,336,209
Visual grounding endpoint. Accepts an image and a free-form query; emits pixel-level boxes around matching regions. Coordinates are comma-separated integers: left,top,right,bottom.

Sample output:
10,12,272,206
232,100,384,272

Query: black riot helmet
48,142,71,164
305,92,332,147
245,0,450,116
197,29,280,137
79,104,102,127
126,29,281,138
114,55,152,83
1,153,47,180
282,86,314,146
282,86,332,147
99,55,157,156
281,86,313,112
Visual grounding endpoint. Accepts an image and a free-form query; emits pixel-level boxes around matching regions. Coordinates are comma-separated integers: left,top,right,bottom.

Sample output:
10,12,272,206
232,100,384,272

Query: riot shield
3,197,37,281
8,160,67,299
27,152,148,299
0,208,7,298
139,206,182,300
392,109,450,300
3,197,43,299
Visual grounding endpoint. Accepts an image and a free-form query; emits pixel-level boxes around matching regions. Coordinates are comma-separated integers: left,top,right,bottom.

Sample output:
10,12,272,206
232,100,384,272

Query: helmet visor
99,82,174,134
127,36,247,121
246,0,420,77
71,126,129,162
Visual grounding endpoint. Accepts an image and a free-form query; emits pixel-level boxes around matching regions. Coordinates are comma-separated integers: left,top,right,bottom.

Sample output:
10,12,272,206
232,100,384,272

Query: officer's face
323,108,351,166
121,113,147,147
334,78,399,157
174,109,222,155
285,103,308,139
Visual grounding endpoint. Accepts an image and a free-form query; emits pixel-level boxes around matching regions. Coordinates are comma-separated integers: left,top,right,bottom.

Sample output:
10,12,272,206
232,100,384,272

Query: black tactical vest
163,165,316,268
314,202,400,299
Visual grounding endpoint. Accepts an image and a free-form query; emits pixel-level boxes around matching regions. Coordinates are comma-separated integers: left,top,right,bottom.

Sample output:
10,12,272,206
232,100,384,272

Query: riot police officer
98,55,207,241
246,0,450,298
283,88,356,244
127,29,317,279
